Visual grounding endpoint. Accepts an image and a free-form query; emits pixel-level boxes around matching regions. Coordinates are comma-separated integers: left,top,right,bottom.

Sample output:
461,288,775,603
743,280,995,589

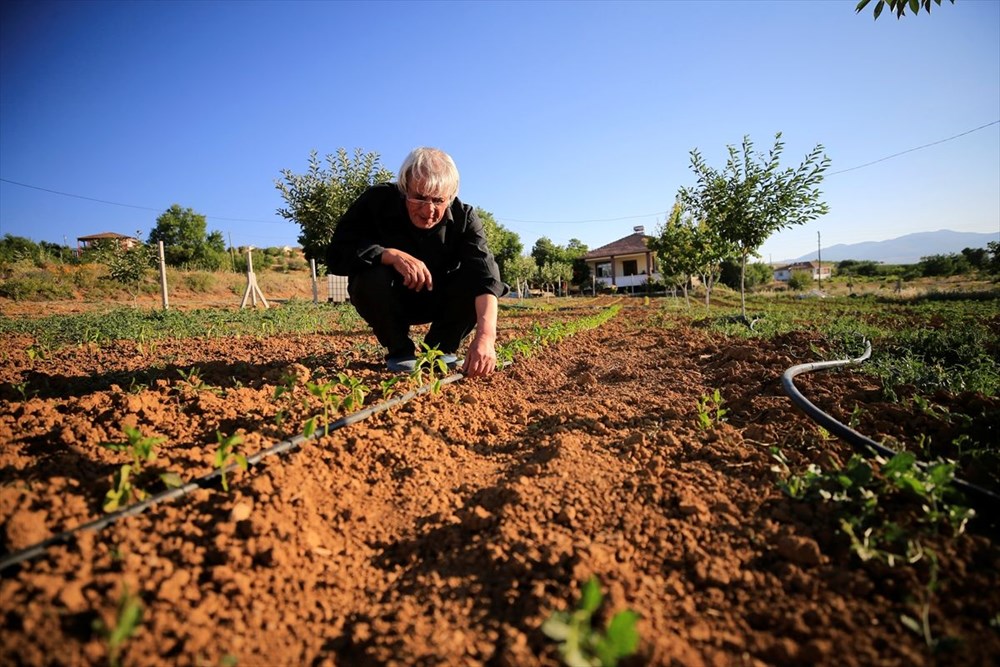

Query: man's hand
462,333,497,378
462,293,499,378
382,248,432,291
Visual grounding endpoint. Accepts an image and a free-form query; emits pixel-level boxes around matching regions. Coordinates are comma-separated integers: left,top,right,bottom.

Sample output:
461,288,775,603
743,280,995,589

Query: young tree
476,208,523,279
275,148,393,263
649,200,736,309
680,133,830,318
505,254,538,298
148,205,226,269
98,232,155,305
648,203,699,306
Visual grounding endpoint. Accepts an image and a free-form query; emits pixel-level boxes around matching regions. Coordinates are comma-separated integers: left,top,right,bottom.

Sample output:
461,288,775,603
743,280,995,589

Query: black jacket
326,183,506,298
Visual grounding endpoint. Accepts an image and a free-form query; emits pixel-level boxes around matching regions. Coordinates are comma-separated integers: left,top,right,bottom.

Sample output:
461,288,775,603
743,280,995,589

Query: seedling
214,431,247,492
410,343,449,393
336,372,370,412
177,366,220,395
12,381,32,401
272,372,300,436
25,343,47,365
100,425,179,510
100,425,165,469
305,379,342,435
103,464,146,512
695,388,728,430
92,584,143,667
542,576,640,667
379,376,401,400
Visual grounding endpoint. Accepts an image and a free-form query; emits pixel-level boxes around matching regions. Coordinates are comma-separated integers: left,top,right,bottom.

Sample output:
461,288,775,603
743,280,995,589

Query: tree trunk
740,251,748,319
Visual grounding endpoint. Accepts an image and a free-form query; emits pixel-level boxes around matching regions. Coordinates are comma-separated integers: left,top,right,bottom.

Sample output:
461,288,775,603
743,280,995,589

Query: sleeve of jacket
456,205,508,298
326,187,386,276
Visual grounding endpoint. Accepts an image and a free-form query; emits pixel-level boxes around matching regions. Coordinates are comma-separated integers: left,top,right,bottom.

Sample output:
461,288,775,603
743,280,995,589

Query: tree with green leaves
987,241,1000,276
275,148,394,263
648,200,736,309
505,254,538,298
147,205,226,270
680,133,830,318
856,0,954,20
476,208,523,279
98,231,155,305
530,236,565,268
720,259,773,292
540,261,573,296
564,238,591,288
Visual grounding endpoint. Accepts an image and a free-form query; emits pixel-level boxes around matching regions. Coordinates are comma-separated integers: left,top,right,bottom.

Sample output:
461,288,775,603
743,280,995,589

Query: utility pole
817,231,822,291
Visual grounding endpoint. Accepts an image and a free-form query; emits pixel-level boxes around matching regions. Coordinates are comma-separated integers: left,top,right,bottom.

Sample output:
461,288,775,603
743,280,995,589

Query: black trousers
348,265,478,359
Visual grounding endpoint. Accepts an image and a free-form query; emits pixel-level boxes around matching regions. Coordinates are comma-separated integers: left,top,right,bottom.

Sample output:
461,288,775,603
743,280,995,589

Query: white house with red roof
582,226,660,289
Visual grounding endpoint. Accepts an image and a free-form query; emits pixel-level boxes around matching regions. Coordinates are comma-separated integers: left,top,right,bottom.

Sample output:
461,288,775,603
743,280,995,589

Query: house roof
583,233,652,260
775,261,830,271
77,232,137,241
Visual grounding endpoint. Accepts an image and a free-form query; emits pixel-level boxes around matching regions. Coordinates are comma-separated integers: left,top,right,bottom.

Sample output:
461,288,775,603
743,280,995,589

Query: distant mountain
784,230,998,266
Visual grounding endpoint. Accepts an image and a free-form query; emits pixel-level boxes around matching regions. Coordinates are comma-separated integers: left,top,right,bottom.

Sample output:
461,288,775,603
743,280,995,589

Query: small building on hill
773,261,832,282
582,226,660,290
76,232,140,256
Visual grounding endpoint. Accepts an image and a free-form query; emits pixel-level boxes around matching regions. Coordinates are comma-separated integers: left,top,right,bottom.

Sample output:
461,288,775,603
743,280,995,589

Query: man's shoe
441,354,462,368
386,356,417,373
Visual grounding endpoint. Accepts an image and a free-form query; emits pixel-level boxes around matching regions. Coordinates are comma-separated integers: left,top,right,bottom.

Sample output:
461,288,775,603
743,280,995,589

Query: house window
596,262,612,278
622,259,638,276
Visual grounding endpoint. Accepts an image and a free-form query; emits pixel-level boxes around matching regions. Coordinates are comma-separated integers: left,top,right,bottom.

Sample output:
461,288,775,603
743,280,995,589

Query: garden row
1,294,998,665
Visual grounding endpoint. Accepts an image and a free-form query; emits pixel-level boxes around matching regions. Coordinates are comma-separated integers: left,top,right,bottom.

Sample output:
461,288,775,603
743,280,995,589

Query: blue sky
1,0,998,262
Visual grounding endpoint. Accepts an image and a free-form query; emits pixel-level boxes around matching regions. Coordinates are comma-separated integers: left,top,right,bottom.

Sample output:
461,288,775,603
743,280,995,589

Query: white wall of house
773,263,831,282
588,253,658,286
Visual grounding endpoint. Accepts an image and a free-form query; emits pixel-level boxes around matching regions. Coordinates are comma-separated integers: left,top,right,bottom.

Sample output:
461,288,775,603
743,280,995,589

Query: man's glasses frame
406,193,449,207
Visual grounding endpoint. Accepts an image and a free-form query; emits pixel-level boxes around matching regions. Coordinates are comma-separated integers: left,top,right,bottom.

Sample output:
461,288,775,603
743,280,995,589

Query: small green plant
177,366,220,395
379,376,401,400
410,343,449,394
103,464,144,512
93,584,143,667
272,372,300,436
12,381,32,401
100,425,174,511
25,343,46,365
100,425,165,469
214,431,247,492
542,576,640,667
305,379,341,436
771,446,975,651
695,388,728,429
335,372,369,412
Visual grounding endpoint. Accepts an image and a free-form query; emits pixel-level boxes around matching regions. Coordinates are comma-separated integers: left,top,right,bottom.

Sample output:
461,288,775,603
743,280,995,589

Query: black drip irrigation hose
0,370,469,573
781,341,1000,513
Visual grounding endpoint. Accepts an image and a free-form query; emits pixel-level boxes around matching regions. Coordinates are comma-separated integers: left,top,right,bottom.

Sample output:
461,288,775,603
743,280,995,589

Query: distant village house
76,232,140,257
582,226,661,291
773,261,832,282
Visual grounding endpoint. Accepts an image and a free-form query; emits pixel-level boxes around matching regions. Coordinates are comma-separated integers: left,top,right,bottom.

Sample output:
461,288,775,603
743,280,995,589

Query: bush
787,271,812,291
181,271,218,293
0,274,75,301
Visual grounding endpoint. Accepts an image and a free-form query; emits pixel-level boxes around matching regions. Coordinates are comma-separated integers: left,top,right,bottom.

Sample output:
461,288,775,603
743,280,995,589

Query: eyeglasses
406,193,449,207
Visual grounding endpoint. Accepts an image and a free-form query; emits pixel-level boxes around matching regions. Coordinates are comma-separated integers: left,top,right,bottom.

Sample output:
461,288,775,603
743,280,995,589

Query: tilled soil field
1,300,998,666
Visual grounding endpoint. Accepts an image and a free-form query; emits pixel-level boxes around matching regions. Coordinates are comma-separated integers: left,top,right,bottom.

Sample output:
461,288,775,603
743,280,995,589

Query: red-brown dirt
1,300,998,666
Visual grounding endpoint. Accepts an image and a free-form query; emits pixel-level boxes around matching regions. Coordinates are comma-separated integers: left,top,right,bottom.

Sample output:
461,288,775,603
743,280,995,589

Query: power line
3,120,997,227
827,120,999,176
498,120,1000,225
0,178,287,224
